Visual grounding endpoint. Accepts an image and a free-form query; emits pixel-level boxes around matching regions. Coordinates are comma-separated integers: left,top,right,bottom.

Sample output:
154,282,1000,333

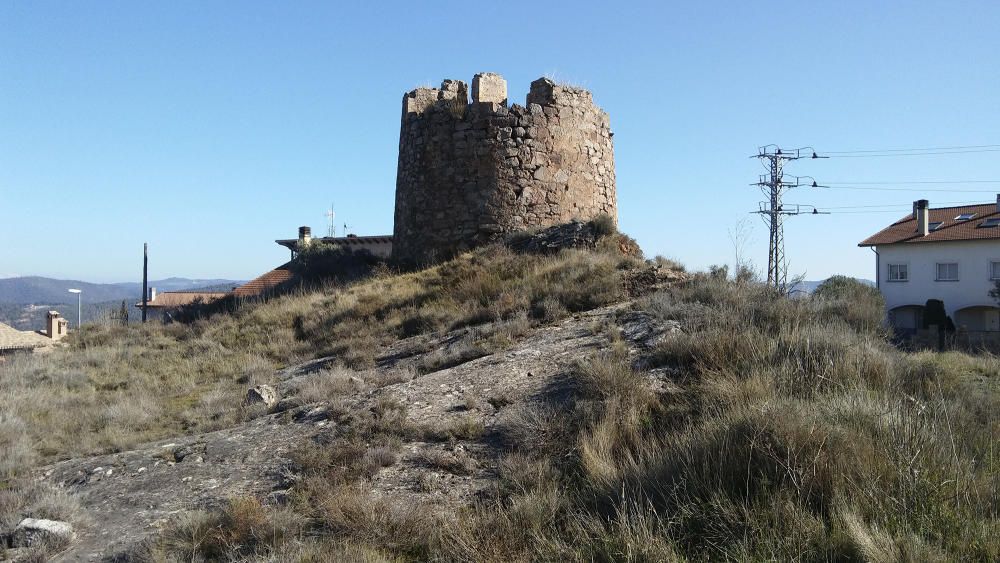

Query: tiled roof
0,322,49,351
232,264,295,297
859,203,1000,246
135,292,229,309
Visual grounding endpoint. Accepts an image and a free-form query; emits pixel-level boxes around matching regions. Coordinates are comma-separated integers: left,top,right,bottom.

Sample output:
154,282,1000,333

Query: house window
888,263,908,282
936,262,959,281
991,262,1000,280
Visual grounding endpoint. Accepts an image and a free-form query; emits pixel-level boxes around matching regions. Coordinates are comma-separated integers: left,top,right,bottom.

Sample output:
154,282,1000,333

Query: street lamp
68,289,82,329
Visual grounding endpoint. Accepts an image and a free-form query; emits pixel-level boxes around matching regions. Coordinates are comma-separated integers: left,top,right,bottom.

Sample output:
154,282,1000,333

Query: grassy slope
157,264,997,562
2,240,997,561
0,243,640,465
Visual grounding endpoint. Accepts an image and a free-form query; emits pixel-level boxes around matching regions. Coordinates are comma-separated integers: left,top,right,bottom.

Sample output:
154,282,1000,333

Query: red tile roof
232,264,295,297
859,203,1000,246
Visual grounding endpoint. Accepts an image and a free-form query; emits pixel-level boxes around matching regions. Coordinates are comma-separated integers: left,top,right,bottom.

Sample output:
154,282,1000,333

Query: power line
823,210,919,215
822,143,1000,154
824,179,1000,185
789,200,984,210
827,148,1000,158
815,185,998,193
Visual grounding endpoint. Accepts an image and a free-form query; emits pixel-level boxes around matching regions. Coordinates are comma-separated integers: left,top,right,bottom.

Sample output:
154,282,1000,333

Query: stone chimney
298,226,312,247
46,311,68,340
915,199,930,236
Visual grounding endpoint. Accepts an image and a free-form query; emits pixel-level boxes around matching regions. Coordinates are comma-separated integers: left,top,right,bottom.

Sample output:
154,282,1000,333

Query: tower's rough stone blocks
392,73,617,265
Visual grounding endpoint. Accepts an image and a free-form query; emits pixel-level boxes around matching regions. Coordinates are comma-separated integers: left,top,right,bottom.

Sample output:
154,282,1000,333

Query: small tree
989,279,1000,305
923,298,955,351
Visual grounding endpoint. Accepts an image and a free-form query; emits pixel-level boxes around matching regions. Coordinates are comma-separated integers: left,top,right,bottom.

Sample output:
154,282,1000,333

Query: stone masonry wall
392,73,616,264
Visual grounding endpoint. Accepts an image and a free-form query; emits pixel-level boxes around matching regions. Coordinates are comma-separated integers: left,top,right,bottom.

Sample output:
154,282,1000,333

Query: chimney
298,226,312,247
46,311,67,341
915,199,929,236
149,287,157,302
996,193,999,213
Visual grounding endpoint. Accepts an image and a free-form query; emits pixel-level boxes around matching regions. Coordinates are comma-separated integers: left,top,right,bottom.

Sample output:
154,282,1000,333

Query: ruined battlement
392,72,617,265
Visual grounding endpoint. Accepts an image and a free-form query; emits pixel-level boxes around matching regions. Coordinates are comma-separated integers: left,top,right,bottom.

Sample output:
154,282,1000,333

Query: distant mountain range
0,276,244,330
0,276,244,305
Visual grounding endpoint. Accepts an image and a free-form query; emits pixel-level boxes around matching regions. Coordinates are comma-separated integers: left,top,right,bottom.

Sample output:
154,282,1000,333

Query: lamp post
68,288,82,329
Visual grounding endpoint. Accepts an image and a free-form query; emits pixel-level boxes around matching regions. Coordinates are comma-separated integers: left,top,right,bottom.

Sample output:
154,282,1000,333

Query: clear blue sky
3,1,998,283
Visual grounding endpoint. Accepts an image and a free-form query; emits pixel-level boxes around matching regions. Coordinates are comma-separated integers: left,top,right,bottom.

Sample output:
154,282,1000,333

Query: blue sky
2,1,998,283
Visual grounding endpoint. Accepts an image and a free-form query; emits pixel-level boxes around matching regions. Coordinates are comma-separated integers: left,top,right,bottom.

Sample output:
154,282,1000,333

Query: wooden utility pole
142,243,148,323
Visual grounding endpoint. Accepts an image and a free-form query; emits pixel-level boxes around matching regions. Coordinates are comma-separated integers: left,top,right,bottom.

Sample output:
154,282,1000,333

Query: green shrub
290,243,383,283
588,213,617,238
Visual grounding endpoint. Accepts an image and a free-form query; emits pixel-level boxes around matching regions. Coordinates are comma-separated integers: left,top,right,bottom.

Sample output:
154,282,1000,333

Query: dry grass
446,273,998,561
5,241,996,560
0,242,640,470
197,271,994,561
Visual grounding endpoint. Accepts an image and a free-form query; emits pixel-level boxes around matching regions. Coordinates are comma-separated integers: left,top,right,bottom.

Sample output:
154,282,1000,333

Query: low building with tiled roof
134,291,229,309
0,322,49,353
133,290,230,321
859,197,1000,338
229,226,392,303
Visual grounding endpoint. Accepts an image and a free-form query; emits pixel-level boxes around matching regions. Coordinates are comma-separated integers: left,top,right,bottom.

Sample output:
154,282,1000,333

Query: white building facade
861,199,1000,336
875,239,1000,332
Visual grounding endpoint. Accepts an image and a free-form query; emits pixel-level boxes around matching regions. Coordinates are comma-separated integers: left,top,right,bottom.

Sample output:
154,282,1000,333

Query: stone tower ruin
392,72,617,264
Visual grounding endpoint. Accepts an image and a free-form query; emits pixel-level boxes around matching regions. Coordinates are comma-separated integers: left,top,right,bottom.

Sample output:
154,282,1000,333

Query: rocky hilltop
1,224,995,561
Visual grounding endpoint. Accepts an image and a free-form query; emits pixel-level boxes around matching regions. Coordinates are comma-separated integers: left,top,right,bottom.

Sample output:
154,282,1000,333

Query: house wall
876,239,1000,327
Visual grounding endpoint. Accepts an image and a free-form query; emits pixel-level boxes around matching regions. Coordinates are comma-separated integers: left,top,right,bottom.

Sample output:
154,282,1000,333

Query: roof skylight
955,213,976,221
928,221,944,231
979,217,1000,228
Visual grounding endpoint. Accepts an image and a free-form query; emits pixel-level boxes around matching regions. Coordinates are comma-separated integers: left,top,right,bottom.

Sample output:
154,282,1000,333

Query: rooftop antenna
325,203,336,238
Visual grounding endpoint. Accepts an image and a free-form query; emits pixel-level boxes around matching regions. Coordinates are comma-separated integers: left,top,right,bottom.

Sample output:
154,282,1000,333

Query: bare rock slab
11,517,75,548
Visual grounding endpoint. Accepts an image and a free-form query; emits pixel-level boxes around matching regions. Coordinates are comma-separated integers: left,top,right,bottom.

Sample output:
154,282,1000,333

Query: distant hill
0,276,244,305
0,276,244,330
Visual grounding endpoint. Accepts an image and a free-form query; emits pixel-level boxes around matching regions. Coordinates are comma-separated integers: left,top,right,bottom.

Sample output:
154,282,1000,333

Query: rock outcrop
10,518,76,548
244,384,279,410
23,300,684,560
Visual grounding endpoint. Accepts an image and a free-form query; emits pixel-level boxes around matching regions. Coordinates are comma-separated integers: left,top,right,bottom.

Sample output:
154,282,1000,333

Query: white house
859,197,1000,336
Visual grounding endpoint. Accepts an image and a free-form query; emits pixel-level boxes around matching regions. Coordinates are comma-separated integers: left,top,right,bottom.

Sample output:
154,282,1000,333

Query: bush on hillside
289,244,383,283
813,275,879,301
587,213,617,238
813,275,886,333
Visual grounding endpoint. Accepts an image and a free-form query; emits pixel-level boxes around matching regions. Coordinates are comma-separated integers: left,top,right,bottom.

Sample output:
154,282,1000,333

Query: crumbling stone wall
392,72,617,264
